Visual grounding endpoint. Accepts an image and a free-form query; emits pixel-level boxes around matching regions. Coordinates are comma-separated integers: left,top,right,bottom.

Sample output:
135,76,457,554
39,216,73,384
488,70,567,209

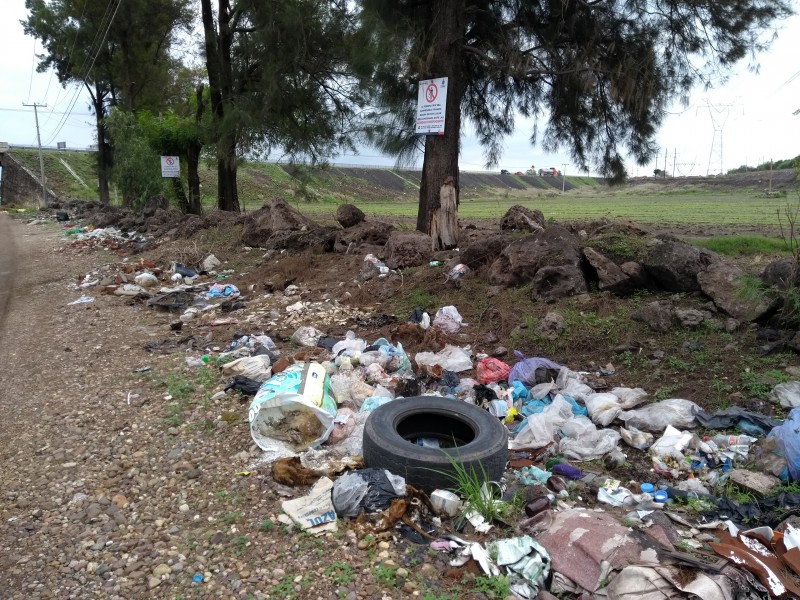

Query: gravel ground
0,221,481,600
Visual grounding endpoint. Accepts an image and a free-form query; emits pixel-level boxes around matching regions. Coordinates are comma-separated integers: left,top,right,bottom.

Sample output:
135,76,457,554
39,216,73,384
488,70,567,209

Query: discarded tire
362,396,508,492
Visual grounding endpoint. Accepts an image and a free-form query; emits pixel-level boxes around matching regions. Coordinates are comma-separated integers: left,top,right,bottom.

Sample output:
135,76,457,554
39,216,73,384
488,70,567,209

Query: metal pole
22,102,48,207
562,163,568,192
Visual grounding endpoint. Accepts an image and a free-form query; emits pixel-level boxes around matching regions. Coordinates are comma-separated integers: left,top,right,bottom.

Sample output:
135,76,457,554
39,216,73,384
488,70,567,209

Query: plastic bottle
712,434,757,448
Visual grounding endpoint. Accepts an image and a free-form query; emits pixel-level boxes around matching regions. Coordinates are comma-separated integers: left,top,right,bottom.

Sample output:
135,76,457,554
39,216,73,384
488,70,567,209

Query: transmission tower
698,100,742,176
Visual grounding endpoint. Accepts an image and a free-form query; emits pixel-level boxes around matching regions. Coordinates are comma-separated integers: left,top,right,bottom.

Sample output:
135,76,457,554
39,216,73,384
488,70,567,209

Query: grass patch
324,561,354,586
695,235,790,256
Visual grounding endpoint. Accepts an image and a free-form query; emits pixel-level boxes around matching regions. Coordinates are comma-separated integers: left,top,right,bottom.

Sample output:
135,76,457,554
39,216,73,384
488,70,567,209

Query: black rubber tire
362,396,508,492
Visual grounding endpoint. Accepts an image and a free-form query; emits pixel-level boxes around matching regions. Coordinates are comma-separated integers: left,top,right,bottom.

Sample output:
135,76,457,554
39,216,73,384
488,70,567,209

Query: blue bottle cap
640,483,655,494
654,490,669,503
192,573,203,584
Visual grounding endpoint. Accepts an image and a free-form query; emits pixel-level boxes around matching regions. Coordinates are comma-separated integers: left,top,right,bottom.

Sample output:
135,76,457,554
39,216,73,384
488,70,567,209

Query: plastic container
653,490,668,503
640,482,655,494
712,434,757,448
431,490,462,517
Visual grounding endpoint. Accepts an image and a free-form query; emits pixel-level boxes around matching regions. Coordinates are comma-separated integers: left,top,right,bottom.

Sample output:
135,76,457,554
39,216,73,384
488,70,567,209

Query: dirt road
0,219,454,600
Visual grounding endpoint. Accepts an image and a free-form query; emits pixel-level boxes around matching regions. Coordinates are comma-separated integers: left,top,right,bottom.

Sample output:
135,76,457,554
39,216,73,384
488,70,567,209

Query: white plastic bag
619,426,654,450
609,387,648,409
650,425,695,459
329,371,376,410
433,305,466,333
558,416,621,461
509,395,573,450
619,399,700,433
415,345,473,372
769,381,800,408
332,331,367,355
584,393,623,427
291,326,325,347
222,355,273,381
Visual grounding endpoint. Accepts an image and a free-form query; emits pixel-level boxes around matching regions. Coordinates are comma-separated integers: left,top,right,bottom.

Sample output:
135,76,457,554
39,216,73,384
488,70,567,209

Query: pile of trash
66,243,800,598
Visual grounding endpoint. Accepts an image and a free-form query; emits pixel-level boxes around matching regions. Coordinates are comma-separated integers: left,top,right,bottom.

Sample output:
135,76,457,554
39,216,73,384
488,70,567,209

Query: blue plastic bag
767,408,800,480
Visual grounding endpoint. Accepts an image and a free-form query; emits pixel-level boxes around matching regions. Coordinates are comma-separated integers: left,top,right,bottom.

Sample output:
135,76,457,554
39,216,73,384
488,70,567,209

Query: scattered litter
432,305,466,333
281,476,337,535
331,468,405,517
68,296,95,305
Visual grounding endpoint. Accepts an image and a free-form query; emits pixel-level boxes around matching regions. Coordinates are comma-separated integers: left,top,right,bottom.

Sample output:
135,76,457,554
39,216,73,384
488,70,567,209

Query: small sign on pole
160,156,180,178
415,78,448,135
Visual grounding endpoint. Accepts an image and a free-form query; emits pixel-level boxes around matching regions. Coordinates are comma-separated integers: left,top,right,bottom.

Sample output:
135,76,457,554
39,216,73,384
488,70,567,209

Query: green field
7,149,799,229
287,190,797,227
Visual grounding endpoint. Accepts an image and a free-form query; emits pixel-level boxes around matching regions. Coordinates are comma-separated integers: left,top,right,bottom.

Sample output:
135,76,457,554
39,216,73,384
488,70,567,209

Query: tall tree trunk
200,0,240,212
186,83,205,216
217,135,240,212
90,84,111,204
416,0,465,235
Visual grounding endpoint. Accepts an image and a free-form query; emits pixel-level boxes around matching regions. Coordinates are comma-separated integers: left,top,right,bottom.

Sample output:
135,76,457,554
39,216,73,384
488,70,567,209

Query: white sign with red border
160,156,180,178
415,78,448,135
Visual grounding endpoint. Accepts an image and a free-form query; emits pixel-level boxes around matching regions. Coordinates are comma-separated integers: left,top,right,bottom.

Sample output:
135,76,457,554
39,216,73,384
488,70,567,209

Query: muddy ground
0,212,798,600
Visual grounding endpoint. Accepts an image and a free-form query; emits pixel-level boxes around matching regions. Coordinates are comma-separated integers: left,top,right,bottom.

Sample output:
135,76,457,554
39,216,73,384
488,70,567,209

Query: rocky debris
334,221,396,255
336,203,366,228
728,469,781,496
632,300,676,332
620,261,656,291
674,308,708,328
260,227,338,253
241,198,319,247
381,230,432,269
499,204,544,232
583,247,636,295
761,257,796,290
531,265,588,301
488,225,582,287
536,311,564,340
141,195,169,219
458,233,515,269
643,237,720,292
698,262,776,321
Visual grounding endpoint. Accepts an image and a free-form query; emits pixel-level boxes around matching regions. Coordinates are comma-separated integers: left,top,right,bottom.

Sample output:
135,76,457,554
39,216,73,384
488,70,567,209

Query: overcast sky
2,0,799,176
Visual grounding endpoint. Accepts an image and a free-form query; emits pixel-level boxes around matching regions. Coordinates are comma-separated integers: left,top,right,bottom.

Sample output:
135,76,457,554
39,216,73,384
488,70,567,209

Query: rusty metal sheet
710,530,800,598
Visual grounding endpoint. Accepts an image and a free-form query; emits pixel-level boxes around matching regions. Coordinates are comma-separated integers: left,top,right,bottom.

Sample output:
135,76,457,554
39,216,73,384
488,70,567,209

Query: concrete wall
0,153,57,207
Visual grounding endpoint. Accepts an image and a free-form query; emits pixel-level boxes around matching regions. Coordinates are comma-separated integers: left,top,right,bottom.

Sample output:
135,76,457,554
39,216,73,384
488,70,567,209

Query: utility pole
562,163,568,192
22,102,48,207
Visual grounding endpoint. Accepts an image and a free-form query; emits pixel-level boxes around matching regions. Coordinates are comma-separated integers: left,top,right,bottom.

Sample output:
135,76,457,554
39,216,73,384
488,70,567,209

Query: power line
27,39,36,104
0,107,93,116
44,0,123,145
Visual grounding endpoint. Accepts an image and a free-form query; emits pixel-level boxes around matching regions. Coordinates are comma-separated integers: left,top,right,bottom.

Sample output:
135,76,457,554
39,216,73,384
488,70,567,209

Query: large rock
261,227,338,252
643,238,719,292
488,225,582,287
761,257,796,290
583,247,634,295
531,265,588,302
698,262,773,321
336,203,365,228
621,261,656,291
632,300,675,332
334,221,395,254
499,205,544,232
381,231,432,269
459,233,515,268
141,195,169,218
241,198,318,247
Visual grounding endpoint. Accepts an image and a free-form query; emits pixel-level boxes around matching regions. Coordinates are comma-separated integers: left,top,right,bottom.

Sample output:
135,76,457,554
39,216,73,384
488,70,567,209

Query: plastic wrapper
359,395,394,413
769,381,800,408
329,371,375,410
558,416,621,461
415,345,473,373
509,395,573,450
619,426,654,450
248,362,337,456
221,355,272,382
206,283,240,299
618,398,700,433
432,305,465,333
584,392,623,427
476,357,512,384
608,387,648,409
508,351,562,386
327,408,357,445
379,342,413,376
768,407,800,480
331,468,405,517
291,326,325,347
281,476,337,534
332,331,367,356
486,536,550,598
649,424,695,459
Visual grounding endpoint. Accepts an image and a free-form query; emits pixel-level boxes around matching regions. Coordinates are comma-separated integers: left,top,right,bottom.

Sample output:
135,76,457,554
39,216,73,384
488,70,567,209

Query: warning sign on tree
160,156,180,178
415,78,448,135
